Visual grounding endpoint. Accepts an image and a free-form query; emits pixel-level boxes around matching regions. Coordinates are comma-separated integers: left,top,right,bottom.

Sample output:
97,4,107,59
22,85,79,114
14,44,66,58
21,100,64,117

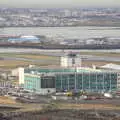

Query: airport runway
0,48,120,62
0,48,120,53
1,53,120,63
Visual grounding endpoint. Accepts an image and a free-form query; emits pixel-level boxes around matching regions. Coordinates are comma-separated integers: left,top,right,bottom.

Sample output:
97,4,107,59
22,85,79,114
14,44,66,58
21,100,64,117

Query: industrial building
16,53,120,95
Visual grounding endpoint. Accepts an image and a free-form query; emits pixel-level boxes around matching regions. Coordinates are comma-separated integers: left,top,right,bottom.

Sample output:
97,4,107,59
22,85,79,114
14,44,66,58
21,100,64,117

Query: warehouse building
23,67,119,94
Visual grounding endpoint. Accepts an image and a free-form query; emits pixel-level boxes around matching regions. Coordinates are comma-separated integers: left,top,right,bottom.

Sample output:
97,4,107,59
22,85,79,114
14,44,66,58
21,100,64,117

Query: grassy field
17,54,57,60
0,53,58,60
0,60,32,68
0,53,59,69
0,51,120,69
0,60,59,69
79,51,120,67
82,60,120,67
80,51,120,57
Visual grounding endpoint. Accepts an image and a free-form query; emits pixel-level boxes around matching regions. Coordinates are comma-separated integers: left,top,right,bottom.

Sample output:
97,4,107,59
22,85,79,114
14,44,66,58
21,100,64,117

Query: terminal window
41,76,55,88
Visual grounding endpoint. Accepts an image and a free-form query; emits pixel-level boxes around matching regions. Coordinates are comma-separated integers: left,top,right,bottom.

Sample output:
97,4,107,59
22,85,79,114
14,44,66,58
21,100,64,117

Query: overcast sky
0,0,120,8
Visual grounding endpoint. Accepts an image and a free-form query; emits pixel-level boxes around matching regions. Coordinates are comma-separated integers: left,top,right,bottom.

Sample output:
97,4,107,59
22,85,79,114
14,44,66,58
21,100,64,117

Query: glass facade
24,68,118,93
55,72,117,92
24,74,41,92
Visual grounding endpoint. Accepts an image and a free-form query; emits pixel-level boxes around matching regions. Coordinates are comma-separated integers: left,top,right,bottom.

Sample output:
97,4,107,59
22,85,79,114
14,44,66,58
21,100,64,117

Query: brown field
0,53,58,60
0,59,59,69
14,102,120,113
0,52,120,69
0,60,33,69
0,53,59,69
16,54,58,60
80,51,120,57
82,60,120,67
0,96,17,105
59,103,120,110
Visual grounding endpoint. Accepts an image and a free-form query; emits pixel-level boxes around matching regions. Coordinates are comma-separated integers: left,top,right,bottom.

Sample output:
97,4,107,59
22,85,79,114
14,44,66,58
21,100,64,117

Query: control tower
60,52,81,67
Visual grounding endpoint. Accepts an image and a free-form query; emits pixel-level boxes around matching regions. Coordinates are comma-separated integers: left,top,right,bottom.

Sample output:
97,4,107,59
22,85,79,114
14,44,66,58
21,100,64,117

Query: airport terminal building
23,67,119,94
17,53,120,94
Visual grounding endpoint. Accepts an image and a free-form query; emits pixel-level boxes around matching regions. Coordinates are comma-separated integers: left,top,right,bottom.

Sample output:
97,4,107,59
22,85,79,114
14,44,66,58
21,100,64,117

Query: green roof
24,67,99,74
24,67,118,74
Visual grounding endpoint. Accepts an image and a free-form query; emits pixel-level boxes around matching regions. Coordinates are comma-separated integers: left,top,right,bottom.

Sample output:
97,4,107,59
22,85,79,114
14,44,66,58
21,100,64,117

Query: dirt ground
2,109,120,120
0,96,17,104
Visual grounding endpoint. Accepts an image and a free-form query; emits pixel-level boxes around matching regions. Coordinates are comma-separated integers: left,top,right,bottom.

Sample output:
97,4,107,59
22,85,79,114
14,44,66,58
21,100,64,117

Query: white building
11,67,24,84
100,63,120,70
8,35,40,43
61,53,81,67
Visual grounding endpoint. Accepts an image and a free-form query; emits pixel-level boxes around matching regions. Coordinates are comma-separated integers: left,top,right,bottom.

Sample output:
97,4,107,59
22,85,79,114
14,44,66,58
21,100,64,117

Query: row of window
56,73,117,91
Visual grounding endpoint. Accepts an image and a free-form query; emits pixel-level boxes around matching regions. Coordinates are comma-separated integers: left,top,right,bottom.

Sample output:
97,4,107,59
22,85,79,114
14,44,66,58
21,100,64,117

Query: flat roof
24,67,118,74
